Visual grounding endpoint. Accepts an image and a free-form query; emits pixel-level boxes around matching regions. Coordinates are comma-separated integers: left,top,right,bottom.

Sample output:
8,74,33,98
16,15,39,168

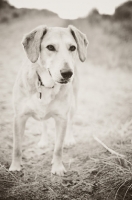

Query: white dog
9,25,88,176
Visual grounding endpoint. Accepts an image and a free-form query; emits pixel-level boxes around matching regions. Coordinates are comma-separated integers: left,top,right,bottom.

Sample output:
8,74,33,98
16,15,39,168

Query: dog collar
36,71,54,99
47,68,52,77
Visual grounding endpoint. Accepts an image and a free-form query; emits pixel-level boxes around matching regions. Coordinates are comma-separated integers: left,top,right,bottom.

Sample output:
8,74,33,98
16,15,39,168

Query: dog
9,25,88,176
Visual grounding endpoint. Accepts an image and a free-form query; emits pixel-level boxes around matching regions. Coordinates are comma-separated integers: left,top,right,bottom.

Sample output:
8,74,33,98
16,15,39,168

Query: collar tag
37,91,42,99
37,81,42,99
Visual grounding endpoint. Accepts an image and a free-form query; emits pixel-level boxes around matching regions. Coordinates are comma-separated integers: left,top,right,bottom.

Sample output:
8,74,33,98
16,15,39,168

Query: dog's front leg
64,109,76,147
51,116,67,176
9,115,28,171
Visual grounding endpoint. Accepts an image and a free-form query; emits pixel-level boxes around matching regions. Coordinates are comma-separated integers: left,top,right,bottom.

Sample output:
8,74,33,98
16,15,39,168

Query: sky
8,0,129,19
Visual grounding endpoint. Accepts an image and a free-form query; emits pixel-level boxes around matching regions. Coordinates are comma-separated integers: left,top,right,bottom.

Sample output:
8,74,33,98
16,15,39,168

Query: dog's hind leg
9,115,28,171
38,120,48,148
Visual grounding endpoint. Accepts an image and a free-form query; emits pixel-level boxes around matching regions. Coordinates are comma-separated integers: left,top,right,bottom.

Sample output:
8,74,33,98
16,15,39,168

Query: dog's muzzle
59,69,73,84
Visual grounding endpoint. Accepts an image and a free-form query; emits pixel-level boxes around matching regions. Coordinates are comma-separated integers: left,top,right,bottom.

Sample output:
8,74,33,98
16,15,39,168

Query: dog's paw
51,162,67,176
64,136,76,148
9,162,21,171
38,140,48,149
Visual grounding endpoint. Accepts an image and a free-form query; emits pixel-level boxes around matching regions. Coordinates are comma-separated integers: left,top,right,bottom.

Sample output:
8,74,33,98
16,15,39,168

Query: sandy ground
0,14,132,199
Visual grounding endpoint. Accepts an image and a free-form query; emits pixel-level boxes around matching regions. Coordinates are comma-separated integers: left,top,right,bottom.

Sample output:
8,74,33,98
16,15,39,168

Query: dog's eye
47,45,55,51
69,45,76,51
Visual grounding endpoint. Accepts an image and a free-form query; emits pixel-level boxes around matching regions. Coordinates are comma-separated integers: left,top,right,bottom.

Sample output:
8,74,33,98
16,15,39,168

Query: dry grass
0,5,132,200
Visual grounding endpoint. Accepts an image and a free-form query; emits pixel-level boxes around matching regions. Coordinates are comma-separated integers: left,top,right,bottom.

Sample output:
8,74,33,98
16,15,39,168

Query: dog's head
22,25,88,85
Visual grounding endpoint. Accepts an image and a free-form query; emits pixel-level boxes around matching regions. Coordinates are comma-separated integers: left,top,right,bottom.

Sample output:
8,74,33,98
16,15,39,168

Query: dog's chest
36,85,60,105
28,85,63,120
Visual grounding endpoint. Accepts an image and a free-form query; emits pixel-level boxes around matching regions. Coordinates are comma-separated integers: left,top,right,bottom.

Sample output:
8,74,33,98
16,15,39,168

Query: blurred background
0,0,132,199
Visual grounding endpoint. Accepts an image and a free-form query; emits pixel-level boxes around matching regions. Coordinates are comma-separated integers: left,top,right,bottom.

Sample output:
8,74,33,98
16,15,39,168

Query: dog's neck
36,67,55,89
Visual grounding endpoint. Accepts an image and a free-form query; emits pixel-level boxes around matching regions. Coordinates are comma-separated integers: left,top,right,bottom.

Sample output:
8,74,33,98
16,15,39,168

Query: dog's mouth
57,79,70,84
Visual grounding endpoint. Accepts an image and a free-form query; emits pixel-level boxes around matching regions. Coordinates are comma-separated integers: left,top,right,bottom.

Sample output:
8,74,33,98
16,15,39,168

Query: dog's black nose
60,69,73,79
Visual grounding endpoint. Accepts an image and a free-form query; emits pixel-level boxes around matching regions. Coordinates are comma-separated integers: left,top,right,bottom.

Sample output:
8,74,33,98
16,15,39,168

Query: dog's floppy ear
22,25,47,63
68,25,89,62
